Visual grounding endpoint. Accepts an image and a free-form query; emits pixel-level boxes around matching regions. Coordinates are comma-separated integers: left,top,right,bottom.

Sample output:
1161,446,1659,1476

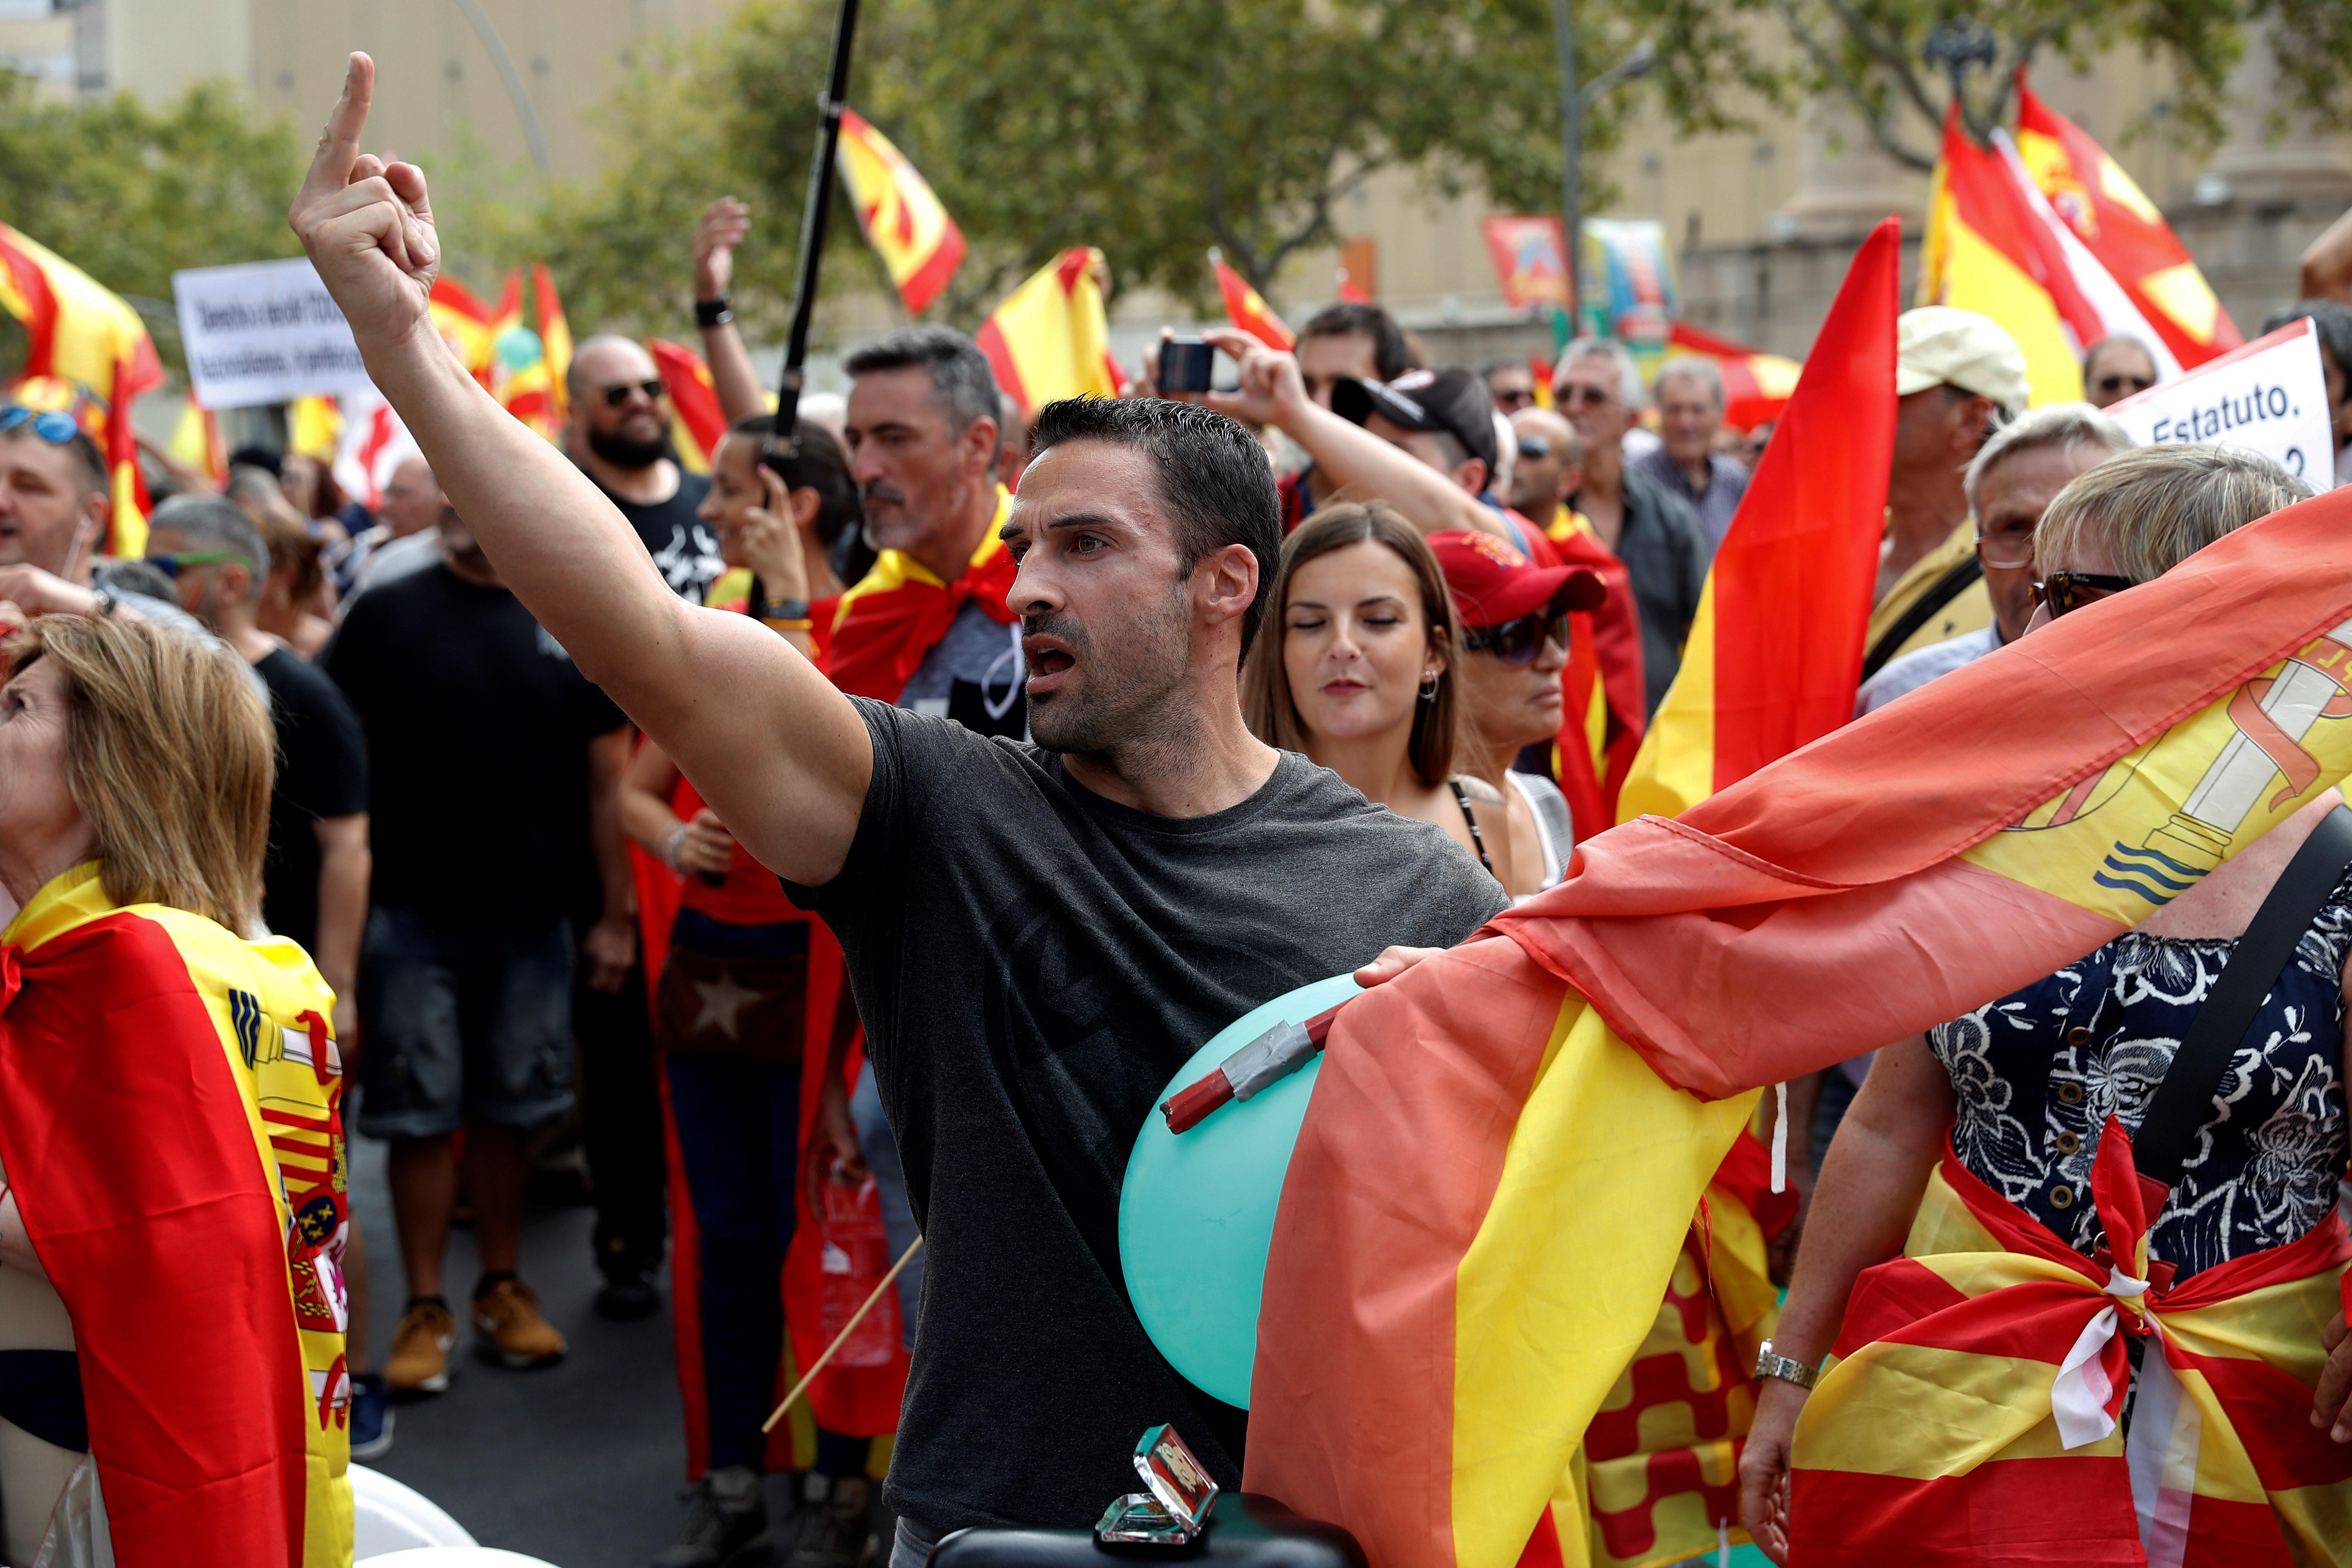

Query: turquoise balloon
1119,972,1362,1409
493,323,544,372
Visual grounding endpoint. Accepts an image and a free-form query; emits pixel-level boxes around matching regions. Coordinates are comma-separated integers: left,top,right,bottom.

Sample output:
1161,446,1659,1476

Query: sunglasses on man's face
2032,570,2135,618
1463,611,1570,667
2094,372,2154,397
1493,389,1536,413
601,378,668,408
1558,385,1614,409
1517,435,1553,460
0,405,81,444
144,550,242,579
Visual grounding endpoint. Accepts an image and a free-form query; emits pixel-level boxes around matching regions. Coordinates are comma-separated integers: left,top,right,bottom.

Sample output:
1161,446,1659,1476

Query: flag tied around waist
1246,478,2352,1568
0,864,351,1568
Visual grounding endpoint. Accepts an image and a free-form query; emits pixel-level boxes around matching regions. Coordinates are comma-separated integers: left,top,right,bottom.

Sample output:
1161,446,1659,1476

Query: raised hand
694,196,752,304
288,53,439,354
1200,326,1307,432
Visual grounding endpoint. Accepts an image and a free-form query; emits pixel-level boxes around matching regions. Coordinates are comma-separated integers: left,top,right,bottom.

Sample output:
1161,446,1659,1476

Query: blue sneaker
349,1371,394,1461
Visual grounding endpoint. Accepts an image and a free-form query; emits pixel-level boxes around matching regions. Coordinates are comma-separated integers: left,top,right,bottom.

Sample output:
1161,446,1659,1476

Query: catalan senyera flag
1619,220,1899,824
0,863,351,1567
1921,105,2186,406
1244,473,2352,1567
535,262,573,420
1664,322,1801,433
649,338,729,475
1213,251,1294,351
2015,79,2240,370
1788,1115,2347,1565
837,107,964,317
975,248,1126,420
0,223,163,554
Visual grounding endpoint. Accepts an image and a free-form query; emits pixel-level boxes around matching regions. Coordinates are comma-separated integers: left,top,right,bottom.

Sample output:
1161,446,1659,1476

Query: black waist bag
930,1493,1367,1568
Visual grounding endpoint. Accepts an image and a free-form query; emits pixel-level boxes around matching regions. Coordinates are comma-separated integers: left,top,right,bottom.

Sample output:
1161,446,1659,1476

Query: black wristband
695,295,733,328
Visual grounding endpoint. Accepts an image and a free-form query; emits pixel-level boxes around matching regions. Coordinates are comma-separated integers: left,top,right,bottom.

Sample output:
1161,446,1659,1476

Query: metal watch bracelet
1755,1338,1820,1390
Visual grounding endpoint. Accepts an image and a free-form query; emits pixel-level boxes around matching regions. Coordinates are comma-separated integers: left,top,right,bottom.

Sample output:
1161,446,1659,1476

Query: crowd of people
0,46,2349,1568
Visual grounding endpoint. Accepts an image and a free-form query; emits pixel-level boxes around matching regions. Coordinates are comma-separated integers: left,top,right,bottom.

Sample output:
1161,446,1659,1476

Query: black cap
1331,368,1499,478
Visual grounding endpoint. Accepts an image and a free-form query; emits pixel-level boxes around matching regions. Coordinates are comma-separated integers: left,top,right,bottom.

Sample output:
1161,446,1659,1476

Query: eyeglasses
601,378,667,408
2094,373,2154,397
1974,536,2033,572
144,549,241,578
1557,385,1614,409
1516,435,1553,460
2032,570,2135,618
1462,610,1570,667
1492,389,1536,413
0,405,80,444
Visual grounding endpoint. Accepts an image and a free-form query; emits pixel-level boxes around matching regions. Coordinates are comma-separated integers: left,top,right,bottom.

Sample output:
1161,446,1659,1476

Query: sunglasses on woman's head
601,378,667,408
0,405,80,444
1462,610,1570,667
2032,570,2135,618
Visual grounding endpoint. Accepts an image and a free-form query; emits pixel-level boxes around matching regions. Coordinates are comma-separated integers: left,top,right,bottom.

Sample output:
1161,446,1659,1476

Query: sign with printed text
2104,318,2337,491
172,257,372,409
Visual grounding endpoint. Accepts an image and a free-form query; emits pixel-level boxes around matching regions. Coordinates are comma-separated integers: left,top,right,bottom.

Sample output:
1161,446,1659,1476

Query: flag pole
774,0,861,456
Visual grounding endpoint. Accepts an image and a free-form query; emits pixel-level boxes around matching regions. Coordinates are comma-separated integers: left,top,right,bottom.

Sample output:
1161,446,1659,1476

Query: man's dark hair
1027,398,1282,661
1299,303,1410,381
842,325,1003,461
730,412,862,547
2263,300,2352,389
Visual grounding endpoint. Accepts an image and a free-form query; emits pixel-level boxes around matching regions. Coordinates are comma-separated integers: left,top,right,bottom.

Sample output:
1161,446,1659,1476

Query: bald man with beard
568,334,727,605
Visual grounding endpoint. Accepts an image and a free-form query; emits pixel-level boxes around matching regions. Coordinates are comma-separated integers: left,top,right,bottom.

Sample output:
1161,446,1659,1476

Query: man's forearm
312,830,370,1002
1276,400,1505,540
587,732,637,922
701,319,766,425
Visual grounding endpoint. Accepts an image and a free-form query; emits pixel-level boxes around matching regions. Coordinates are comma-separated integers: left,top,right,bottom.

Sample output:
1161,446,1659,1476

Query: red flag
649,338,729,472
1213,252,1293,351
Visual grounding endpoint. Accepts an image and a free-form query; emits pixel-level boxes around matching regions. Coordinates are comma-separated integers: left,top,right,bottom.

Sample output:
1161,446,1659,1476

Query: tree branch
1816,0,1944,132
1769,0,1936,170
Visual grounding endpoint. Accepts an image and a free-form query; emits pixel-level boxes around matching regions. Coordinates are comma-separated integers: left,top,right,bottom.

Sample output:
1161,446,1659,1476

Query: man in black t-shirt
568,333,726,603
297,105,1516,1551
324,509,637,1400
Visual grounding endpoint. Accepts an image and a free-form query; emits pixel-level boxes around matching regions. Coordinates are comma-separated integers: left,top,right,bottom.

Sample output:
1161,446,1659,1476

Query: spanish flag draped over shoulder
0,223,163,554
837,108,964,317
1244,475,2352,1568
0,864,351,1567
975,248,1126,420
823,487,1019,700
2015,79,2239,370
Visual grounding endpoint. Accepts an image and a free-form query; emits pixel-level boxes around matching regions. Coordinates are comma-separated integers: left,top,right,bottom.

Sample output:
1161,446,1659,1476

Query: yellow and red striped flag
1619,220,1899,824
1212,250,1293,351
1243,472,2352,1566
426,275,498,386
2015,79,2239,370
975,247,1127,420
837,107,964,316
1664,321,1801,433
0,222,163,553
534,262,573,419
649,338,728,474
168,396,228,484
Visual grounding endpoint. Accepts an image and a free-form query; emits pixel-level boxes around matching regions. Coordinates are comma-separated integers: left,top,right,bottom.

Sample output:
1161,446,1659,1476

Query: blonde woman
1243,502,1509,882
0,615,352,1565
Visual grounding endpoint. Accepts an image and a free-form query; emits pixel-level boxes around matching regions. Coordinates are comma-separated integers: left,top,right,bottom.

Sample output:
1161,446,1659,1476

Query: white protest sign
2105,318,2337,491
172,257,373,409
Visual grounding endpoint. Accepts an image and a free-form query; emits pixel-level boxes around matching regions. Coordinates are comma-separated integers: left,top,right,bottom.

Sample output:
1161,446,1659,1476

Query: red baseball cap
1428,529,1605,629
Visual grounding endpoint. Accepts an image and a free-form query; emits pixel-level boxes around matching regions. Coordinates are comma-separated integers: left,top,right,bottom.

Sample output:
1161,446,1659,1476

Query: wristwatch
695,294,734,328
1755,1338,1820,1390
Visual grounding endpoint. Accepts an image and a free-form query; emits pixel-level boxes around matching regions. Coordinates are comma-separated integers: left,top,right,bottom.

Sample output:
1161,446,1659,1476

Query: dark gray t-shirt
787,699,1507,1532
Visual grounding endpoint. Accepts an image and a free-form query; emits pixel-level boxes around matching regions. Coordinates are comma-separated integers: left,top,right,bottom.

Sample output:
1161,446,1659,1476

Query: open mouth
1024,635,1077,692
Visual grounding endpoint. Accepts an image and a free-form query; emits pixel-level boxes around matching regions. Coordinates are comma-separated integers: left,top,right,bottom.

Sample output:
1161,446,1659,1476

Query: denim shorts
355,906,576,1140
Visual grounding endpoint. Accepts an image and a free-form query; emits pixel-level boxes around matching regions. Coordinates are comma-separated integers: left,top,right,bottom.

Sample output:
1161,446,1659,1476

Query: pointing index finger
300,52,375,207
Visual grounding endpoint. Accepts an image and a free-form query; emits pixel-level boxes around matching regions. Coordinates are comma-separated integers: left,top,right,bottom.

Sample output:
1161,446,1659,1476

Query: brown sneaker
470,1277,567,1369
385,1299,457,1398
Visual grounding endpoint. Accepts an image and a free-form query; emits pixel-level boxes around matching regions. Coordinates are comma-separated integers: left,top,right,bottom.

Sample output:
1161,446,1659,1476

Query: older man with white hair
1632,354,1749,553
1553,336,1709,714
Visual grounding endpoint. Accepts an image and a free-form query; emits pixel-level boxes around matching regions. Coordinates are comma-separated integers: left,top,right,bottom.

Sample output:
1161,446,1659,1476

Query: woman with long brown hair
1242,501,1510,881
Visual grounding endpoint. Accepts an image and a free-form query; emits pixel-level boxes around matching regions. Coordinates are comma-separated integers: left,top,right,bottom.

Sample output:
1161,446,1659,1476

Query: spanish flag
1617,220,1899,823
0,864,351,1567
975,248,1126,420
535,262,574,420
649,338,730,475
1213,250,1294,351
1663,322,1800,434
1244,471,2352,1566
837,107,964,317
823,487,1019,701
2015,79,2240,370
0,223,162,554
426,275,498,385
1542,514,1645,841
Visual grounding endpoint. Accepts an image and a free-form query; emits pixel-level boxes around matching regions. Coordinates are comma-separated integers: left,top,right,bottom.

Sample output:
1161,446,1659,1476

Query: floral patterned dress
1927,872,2352,1282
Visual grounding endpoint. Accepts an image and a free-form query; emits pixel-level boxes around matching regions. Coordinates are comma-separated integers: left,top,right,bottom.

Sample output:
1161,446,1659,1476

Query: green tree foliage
525,0,1648,335
1637,0,2352,170
0,72,305,369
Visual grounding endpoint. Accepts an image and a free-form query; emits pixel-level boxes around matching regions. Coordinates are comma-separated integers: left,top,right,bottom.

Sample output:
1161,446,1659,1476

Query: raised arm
289,54,870,887
693,196,770,423
1200,327,1504,540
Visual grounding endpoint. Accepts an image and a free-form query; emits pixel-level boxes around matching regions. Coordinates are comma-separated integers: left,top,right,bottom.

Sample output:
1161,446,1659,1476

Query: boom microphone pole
773,0,861,458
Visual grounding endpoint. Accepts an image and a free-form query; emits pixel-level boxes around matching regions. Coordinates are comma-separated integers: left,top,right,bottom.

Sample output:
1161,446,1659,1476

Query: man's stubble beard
1025,579,1197,762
